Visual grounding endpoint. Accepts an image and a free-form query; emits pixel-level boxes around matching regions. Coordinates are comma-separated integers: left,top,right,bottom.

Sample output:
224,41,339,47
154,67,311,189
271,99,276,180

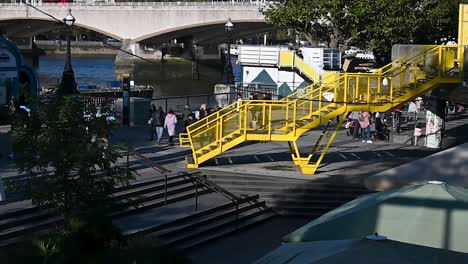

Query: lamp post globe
60,8,77,94
63,8,75,26
224,18,234,84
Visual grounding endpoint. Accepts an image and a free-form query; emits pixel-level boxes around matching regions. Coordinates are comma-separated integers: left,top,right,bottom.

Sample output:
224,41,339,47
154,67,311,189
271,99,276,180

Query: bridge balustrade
0,0,266,6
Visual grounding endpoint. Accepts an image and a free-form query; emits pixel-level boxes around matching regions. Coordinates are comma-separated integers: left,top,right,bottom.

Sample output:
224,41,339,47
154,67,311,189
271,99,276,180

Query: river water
37,55,223,97
37,56,115,88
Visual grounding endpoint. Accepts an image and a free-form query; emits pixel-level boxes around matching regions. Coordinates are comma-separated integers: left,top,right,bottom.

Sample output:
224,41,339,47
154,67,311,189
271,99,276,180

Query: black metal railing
125,145,242,227
150,87,278,115
190,174,241,229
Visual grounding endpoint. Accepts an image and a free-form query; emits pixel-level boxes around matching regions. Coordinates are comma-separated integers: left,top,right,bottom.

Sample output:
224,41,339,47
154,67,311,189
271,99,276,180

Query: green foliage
13,94,133,226
262,0,461,59
0,233,191,264
261,0,360,48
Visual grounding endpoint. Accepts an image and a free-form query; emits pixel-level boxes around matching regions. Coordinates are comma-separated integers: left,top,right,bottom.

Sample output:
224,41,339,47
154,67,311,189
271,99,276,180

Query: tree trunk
298,30,317,47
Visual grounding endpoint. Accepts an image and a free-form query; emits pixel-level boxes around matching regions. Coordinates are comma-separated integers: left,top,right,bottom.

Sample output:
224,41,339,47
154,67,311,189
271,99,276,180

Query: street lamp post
59,8,77,94
225,17,234,84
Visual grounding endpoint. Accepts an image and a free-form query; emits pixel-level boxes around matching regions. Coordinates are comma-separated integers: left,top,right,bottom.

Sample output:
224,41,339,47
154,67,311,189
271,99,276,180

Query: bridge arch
0,3,266,43
134,19,271,44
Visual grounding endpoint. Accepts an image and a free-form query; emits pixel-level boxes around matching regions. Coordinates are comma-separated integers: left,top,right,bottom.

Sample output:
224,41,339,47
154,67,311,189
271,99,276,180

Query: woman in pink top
359,112,372,143
164,109,177,146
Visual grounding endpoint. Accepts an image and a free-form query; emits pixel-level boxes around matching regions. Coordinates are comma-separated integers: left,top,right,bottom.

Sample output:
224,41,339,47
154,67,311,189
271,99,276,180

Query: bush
0,233,191,264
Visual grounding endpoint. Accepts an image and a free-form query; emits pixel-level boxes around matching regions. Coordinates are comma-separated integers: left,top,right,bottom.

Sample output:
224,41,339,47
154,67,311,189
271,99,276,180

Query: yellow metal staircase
278,50,321,83
185,45,461,174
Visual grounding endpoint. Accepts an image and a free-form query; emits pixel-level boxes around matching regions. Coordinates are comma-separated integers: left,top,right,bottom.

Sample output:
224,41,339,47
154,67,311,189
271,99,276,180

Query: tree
13,94,132,234
353,0,460,62
262,0,461,60
261,0,363,50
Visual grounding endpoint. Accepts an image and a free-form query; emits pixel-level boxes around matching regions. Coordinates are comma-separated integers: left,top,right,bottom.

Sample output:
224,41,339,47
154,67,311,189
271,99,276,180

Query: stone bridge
0,1,269,45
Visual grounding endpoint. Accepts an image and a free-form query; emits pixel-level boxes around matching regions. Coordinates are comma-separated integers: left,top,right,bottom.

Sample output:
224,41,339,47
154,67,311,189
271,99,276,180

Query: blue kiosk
0,37,40,110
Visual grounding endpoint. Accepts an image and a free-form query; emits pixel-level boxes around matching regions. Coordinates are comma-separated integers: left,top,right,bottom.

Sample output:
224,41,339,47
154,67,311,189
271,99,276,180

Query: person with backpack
349,111,361,139
153,106,165,144
359,111,372,143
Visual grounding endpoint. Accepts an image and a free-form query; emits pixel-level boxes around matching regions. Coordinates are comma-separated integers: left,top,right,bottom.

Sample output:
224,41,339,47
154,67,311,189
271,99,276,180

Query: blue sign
0,37,40,106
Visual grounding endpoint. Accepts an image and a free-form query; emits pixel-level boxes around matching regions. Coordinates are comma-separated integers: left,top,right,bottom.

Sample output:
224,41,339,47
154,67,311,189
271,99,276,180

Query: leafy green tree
262,0,461,60
353,0,460,61
261,0,362,49
13,94,132,232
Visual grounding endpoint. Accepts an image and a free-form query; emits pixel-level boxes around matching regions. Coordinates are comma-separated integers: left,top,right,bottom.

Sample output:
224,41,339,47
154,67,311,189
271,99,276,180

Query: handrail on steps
126,145,244,229
189,174,243,230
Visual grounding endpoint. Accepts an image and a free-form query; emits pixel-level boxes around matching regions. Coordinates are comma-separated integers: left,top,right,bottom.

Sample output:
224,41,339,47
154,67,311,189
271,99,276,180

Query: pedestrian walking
408,100,418,122
182,105,192,135
349,111,361,139
164,109,177,146
236,93,242,112
249,92,258,124
393,106,403,134
148,105,156,141
359,111,372,143
199,104,207,120
154,106,165,144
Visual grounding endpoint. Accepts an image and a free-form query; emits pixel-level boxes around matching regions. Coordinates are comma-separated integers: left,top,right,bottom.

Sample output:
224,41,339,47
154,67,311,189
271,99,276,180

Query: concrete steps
206,174,373,217
0,173,211,246
126,194,275,249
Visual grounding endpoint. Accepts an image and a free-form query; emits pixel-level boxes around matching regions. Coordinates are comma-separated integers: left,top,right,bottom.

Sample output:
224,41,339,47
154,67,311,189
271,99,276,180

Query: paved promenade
2,113,468,187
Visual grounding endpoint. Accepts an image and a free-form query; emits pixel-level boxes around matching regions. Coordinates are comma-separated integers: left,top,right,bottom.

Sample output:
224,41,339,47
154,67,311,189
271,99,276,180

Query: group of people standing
348,111,375,143
148,104,212,146
148,105,177,146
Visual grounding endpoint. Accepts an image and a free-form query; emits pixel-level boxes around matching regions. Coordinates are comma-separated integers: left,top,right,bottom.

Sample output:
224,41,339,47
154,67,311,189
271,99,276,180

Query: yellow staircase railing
278,50,321,84
185,45,461,174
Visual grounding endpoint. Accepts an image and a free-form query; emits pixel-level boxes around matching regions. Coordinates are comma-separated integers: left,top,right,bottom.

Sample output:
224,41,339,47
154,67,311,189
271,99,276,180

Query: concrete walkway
365,142,468,190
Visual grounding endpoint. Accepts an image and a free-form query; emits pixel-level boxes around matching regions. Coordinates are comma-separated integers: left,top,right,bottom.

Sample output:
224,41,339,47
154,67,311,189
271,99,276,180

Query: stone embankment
35,40,120,56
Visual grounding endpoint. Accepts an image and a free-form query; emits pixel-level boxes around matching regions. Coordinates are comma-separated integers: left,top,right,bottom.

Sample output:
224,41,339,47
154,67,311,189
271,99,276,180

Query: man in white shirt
408,101,418,121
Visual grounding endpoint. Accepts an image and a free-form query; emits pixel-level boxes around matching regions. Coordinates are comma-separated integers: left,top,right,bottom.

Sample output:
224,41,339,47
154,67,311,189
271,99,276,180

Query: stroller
345,118,356,136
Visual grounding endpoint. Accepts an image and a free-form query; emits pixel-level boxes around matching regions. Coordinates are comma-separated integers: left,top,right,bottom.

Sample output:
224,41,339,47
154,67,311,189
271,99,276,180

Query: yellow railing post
390,76,394,104
343,76,347,105
268,104,273,140
400,64,403,91
318,85,323,110
442,47,447,75
438,46,443,76
262,103,266,128
293,100,297,136
367,76,371,107
355,73,361,103
309,92,313,116
219,115,223,151
243,105,248,137
377,75,381,96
